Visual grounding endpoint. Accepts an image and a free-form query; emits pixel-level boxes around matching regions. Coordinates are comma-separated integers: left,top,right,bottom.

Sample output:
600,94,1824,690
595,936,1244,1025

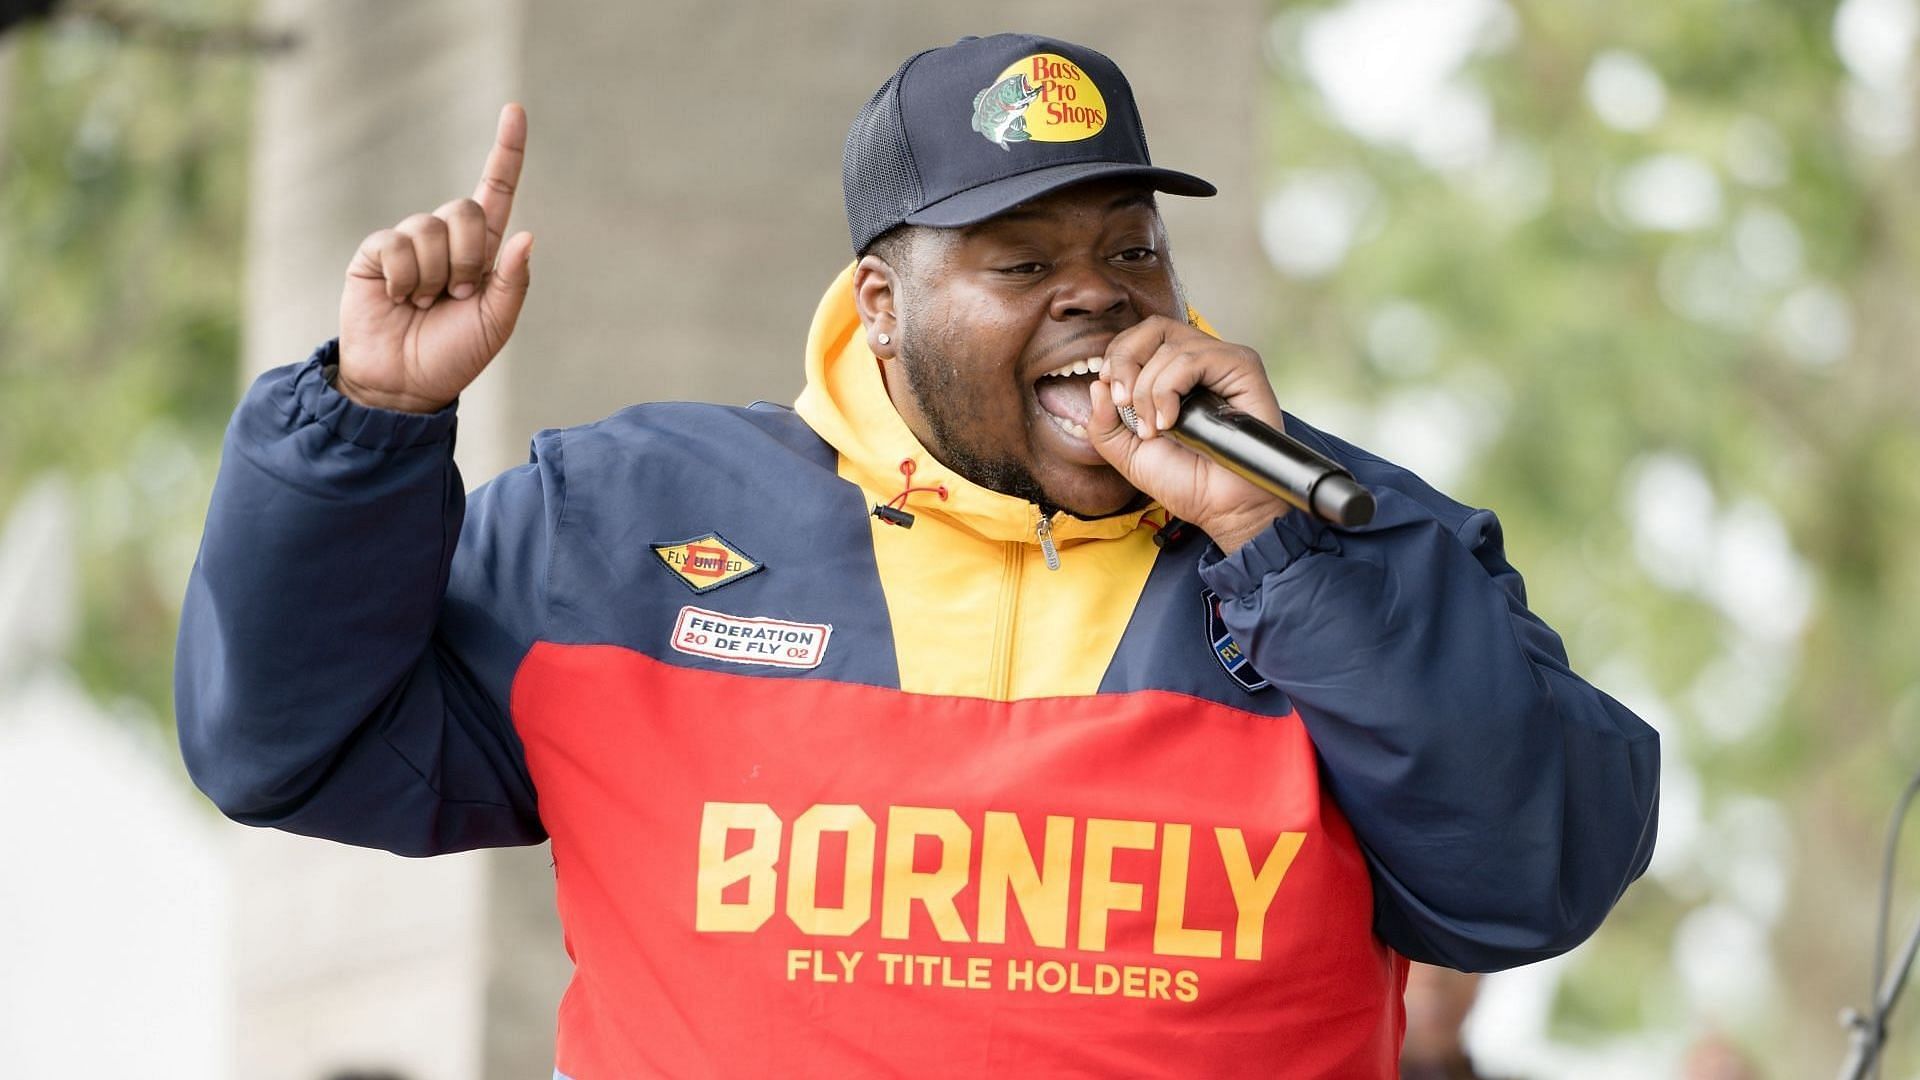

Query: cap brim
903,161,1216,229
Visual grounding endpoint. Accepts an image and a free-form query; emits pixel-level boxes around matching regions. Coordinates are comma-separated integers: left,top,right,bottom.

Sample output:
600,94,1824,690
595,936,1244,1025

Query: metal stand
1839,899,1920,1079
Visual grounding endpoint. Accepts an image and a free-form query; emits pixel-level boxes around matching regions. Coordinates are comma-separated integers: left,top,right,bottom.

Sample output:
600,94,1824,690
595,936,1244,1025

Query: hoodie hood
794,263,1154,547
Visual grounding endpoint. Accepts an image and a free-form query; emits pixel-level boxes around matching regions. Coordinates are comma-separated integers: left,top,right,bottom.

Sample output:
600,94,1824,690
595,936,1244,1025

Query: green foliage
0,2,254,720
1262,0,1920,1073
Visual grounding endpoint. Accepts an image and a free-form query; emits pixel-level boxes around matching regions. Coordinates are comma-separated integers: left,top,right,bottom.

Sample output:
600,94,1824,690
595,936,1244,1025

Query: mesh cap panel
843,55,927,253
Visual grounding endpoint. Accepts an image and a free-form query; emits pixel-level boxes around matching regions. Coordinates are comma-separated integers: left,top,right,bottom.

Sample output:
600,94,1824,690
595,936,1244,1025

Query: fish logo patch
652,533,764,594
969,53,1108,149
1203,589,1270,693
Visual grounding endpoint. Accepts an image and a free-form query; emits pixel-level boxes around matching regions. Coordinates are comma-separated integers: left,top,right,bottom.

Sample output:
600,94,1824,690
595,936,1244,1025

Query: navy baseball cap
843,33,1217,253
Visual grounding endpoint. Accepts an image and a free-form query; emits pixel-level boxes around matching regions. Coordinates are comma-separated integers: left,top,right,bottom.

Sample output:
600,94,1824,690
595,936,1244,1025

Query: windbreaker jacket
177,266,1660,1079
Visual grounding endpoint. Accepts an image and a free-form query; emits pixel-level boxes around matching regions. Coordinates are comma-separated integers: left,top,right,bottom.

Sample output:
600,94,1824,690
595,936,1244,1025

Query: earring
877,332,891,346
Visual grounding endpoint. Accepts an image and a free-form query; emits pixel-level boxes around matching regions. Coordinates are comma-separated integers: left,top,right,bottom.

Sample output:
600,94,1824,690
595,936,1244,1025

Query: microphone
1116,389,1375,528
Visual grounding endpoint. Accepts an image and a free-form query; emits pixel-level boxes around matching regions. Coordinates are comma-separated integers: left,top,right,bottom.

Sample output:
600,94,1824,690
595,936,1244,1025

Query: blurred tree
5,0,1917,1073
1259,0,1920,1075
1,0,294,51
0,0,258,724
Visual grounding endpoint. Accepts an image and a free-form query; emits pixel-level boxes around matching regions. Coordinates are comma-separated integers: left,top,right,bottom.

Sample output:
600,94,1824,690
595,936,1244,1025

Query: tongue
1036,375,1094,427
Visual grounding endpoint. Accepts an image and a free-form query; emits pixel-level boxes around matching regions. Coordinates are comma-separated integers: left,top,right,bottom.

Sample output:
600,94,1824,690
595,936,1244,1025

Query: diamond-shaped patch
651,533,764,594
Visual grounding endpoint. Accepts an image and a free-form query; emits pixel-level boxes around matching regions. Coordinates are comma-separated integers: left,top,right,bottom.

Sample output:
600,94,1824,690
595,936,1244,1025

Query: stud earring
877,332,891,346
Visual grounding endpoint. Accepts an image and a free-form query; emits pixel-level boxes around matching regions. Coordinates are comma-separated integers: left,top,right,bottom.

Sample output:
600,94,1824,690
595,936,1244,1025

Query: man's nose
1049,261,1130,320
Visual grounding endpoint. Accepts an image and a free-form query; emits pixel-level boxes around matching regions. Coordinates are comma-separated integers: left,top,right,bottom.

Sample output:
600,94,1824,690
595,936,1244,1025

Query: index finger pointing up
472,103,527,265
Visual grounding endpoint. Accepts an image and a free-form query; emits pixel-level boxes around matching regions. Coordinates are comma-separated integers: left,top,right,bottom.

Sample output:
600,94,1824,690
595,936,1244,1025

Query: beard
894,323,1057,510
887,242,1188,518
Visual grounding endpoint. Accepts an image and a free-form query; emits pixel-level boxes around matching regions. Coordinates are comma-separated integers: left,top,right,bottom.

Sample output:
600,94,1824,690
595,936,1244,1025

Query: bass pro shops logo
970,53,1108,149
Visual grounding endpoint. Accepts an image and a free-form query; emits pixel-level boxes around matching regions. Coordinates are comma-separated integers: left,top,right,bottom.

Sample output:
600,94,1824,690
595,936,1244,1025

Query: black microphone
1117,389,1375,528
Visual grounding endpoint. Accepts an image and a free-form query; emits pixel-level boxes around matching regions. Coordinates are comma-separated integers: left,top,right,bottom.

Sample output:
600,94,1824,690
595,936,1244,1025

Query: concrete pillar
238,5,552,1078
510,1,1265,426
238,2,1263,1075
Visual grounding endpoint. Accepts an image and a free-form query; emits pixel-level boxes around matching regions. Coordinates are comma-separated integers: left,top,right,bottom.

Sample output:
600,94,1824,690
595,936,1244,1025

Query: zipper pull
1035,514,1061,571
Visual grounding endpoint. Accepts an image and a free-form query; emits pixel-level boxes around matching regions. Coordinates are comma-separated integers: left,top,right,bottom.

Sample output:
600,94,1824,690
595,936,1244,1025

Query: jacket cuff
1198,511,1341,598
290,339,458,450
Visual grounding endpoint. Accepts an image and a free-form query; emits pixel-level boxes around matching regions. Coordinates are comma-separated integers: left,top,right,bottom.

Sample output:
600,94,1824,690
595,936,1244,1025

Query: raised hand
336,104,534,413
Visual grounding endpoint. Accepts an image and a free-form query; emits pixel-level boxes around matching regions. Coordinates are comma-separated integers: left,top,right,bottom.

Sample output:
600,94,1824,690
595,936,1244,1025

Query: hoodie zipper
1035,513,1061,571
988,510,1061,699
989,540,1021,699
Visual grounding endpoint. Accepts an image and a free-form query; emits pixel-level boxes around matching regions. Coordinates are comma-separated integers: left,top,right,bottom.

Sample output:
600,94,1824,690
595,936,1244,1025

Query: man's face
876,180,1184,518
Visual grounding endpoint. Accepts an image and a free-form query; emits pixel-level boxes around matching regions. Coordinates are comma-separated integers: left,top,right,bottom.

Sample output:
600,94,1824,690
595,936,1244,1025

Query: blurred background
1,0,1916,1077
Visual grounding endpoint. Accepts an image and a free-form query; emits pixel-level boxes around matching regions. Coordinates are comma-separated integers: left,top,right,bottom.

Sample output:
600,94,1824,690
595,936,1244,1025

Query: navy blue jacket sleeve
1198,418,1660,972
174,342,556,856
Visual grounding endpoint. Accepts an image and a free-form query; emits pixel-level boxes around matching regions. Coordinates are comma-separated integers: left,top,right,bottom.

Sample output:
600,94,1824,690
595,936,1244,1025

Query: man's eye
1115,247,1158,264
999,262,1047,276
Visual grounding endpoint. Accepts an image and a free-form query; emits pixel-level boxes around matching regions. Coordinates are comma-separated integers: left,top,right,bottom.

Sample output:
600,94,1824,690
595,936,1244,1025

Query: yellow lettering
1006,957,1035,991
1153,823,1225,959
1147,967,1172,1000
695,802,781,933
881,806,973,942
977,811,1073,948
1036,959,1069,993
967,955,993,989
1077,817,1154,951
1217,828,1306,961
1174,969,1200,1002
1069,961,1095,995
785,804,875,936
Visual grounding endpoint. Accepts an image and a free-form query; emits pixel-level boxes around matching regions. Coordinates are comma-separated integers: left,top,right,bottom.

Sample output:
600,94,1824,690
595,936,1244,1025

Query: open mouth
1034,356,1106,441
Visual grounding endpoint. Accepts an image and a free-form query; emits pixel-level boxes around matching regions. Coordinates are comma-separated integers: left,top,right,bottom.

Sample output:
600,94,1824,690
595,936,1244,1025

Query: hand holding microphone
1085,315,1373,554
1114,390,1374,528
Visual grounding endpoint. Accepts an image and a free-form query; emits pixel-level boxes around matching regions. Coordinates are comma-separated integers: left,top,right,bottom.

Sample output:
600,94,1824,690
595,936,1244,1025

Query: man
177,33,1659,1078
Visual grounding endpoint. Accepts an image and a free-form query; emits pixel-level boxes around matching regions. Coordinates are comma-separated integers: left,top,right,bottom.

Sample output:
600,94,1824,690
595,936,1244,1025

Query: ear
852,254,900,358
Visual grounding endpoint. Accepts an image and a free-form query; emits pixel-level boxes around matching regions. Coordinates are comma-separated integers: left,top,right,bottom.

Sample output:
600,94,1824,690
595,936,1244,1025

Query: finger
395,212,450,308
1137,345,1210,436
348,228,420,305
478,231,535,352
1087,377,1204,495
435,198,488,300
1097,316,1180,436
472,103,527,265
1086,377,1137,465
1129,333,1283,434
1125,335,1210,438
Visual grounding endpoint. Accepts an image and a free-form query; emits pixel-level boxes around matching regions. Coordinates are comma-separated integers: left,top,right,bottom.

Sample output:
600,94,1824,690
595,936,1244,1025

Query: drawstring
871,458,948,528
1139,510,1193,548
869,459,1185,555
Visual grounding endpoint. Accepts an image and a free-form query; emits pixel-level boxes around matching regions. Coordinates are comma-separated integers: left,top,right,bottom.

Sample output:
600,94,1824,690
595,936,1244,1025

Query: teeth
1047,412,1089,440
1041,356,1107,379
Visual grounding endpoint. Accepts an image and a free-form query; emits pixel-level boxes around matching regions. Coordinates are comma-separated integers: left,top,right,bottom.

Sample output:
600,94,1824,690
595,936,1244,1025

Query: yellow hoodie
796,262,1165,701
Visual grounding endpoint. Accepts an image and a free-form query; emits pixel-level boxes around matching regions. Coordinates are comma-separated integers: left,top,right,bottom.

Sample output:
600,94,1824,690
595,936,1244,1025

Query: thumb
480,230,535,347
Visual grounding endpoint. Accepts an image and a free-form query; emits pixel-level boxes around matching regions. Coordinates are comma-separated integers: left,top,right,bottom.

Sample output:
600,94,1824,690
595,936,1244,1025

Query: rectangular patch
671,606,831,669
1204,589,1271,693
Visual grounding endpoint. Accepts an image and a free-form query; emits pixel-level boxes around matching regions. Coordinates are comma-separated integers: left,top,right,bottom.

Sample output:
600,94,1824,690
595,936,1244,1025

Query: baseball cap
843,33,1217,253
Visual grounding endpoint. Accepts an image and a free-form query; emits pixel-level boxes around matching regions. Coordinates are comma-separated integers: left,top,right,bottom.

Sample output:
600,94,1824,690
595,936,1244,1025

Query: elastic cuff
289,339,458,450
1198,510,1341,598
